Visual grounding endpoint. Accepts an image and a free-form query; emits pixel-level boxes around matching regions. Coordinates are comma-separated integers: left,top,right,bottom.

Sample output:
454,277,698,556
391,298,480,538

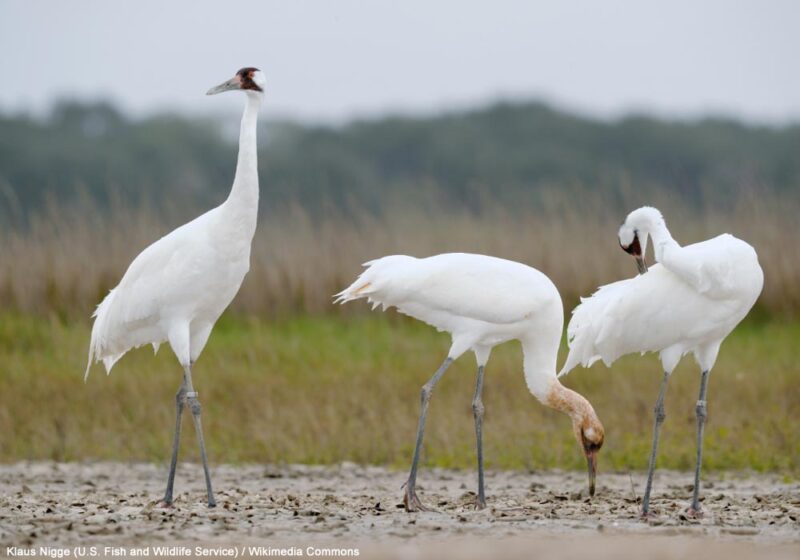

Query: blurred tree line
1,99,798,224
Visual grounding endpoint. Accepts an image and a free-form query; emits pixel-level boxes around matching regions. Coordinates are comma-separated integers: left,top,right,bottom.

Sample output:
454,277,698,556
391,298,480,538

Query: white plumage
85,71,264,380
337,252,604,511
561,220,763,377
84,67,266,508
337,253,562,345
560,206,763,518
85,206,253,377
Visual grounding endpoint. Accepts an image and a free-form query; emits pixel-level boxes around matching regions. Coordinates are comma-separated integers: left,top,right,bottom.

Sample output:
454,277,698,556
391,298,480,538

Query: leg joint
654,402,666,423
695,399,707,419
188,396,202,415
420,384,433,404
472,399,485,417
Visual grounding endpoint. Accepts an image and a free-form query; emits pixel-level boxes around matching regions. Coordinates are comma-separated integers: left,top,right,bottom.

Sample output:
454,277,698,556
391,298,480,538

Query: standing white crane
560,206,763,518
84,67,266,507
336,253,605,511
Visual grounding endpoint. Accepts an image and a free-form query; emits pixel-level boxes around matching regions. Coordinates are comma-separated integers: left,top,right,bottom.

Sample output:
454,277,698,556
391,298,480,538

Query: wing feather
85,220,205,378
336,253,556,327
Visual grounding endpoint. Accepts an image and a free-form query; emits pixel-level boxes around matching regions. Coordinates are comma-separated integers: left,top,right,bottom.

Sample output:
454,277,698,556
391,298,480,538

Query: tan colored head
573,402,604,496
547,383,605,496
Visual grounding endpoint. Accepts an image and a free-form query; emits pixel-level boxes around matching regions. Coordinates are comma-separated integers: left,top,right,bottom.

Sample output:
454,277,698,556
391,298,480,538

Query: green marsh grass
1,313,797,474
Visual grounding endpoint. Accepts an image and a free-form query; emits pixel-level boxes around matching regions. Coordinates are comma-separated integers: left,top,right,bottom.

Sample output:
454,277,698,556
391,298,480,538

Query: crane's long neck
222,92,262,236
521,335,595,424
645,219,678,263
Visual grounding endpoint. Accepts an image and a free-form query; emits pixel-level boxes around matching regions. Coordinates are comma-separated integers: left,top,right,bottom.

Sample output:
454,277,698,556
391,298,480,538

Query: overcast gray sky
2,0,799,123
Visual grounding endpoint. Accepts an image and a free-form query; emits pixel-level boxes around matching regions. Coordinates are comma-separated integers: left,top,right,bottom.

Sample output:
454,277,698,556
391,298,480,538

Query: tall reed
1,188,797,319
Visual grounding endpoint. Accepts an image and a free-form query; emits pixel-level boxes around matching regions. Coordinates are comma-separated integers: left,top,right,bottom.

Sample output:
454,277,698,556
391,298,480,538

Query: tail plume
558,279,629,377
334,255,413,310
84,288,124,381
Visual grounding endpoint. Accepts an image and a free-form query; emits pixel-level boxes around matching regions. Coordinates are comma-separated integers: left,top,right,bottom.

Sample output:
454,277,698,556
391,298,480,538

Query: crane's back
338,253,562,339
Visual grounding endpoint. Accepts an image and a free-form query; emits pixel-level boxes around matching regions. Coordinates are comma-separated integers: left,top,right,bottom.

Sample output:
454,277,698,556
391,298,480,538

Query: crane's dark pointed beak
635,255,648,275
206,77,240,95
586,450,597,496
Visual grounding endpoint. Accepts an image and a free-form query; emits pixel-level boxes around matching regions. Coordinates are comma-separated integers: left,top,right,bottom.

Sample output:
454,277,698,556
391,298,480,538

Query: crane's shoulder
687,233,758,260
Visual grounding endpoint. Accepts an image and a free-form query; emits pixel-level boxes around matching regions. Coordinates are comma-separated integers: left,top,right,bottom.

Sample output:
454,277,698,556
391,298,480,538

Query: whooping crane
337,253,605,511
560,206,763,518
85,67,266,507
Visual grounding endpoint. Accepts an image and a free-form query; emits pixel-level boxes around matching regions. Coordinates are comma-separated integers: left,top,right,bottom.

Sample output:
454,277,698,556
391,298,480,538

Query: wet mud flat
0,463,798,559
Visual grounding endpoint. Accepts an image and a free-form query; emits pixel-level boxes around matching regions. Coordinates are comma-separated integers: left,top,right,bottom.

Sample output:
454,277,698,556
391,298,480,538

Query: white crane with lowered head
560,206,763,518
337,253,605,512
85,67,266,507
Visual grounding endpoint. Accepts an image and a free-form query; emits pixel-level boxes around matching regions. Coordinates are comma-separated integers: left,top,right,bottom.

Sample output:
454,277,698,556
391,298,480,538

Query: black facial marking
236,67,263,92
621,231,642,257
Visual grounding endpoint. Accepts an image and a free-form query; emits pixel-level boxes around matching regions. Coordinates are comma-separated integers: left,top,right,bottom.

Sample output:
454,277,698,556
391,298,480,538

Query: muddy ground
1,463,798,559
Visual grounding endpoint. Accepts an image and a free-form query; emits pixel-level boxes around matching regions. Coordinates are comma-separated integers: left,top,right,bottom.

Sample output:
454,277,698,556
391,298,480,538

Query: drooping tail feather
84,288,125,381
333,262,377,304
334,255,414,310
558,298,604,377
558,278,629,377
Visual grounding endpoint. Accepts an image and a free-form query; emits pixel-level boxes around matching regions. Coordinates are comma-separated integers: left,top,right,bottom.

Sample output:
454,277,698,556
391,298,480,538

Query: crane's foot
639,508,657,521
207,497,217,508
403,485,432,513
685,505,704,519
474,495,487,510
158,499,174,508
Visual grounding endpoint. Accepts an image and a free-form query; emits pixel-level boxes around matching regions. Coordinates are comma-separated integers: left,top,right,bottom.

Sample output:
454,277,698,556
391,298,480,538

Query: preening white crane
336,253,605,511
85,67,266,507
560,207,763,518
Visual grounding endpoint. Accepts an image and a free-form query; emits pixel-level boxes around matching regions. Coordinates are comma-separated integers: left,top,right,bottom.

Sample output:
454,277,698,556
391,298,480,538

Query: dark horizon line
2,94,799,131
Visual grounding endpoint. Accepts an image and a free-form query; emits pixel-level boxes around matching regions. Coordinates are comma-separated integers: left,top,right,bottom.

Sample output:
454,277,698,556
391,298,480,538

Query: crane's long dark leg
184,363,216,507
160,379,187,506
403,357,453,512
641,371,670,518
472,365,487,509
687,369,710,518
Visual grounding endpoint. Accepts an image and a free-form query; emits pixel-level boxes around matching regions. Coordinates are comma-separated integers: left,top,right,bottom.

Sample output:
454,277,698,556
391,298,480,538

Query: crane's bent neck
223,92,262,225
521,335,594,423
642,217,678,263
